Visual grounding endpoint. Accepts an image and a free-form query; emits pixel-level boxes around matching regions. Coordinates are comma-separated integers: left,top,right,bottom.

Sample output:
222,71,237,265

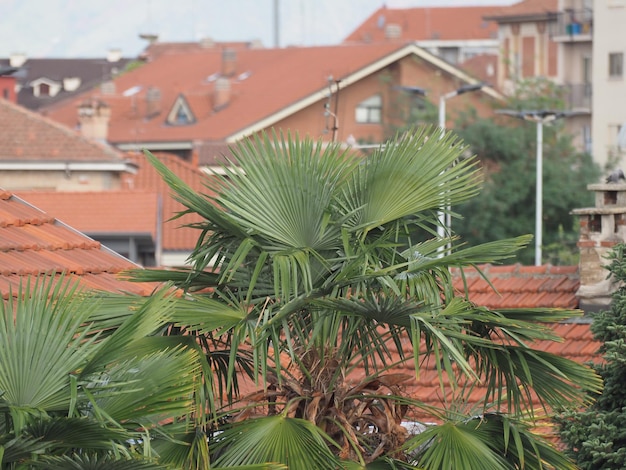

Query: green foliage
0,277,208,469
557,244,626,469
131,128,601,469
453,103,600,265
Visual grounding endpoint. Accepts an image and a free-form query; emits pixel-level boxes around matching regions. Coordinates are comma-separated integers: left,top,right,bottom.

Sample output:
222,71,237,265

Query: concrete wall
0,170,123,191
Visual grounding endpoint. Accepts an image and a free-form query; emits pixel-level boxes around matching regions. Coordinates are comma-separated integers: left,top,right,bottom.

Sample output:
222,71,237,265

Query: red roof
0,97,125,162
459,54,498,86
0,190,156,297
125,152,212,252
13,153,212,255
42,43,485,146
13,190,159,239
484,0,558,22
452,264,580,309
350,263,601,428
344,5,500,43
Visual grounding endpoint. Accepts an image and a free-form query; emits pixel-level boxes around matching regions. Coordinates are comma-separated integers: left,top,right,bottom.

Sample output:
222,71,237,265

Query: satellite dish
122,85,143,97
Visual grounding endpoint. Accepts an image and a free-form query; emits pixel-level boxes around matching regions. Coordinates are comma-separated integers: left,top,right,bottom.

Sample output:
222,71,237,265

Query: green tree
133,128,601,469
0,276,212,469
557,244,626,469
453,109,600,265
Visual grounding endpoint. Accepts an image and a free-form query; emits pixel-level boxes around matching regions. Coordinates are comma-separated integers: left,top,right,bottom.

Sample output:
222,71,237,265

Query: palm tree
134,127,601,469
0,275,214,469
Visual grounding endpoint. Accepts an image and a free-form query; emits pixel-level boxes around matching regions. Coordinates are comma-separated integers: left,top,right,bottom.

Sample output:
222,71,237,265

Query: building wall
270,55,495,146
0,170,123,191
592,1,626,170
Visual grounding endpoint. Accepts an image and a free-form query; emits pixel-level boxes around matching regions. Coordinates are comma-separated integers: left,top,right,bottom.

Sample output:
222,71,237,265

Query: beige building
485,0,592,154
592,0,626,170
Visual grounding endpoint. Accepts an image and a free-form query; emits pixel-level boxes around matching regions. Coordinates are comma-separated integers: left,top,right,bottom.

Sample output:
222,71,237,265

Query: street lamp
496,109,584,266
437,83,485,252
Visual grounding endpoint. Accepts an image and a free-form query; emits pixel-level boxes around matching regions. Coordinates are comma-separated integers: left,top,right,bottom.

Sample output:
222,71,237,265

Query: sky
0,0,515,58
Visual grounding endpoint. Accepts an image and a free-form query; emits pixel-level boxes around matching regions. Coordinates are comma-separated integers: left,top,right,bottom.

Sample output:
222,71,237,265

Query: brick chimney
213,77,231,111
572,182,626,312
77,99,111,142
145,86,161,118
221,48,237,77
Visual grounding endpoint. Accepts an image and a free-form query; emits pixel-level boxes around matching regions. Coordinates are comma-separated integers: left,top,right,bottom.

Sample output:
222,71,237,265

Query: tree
0,276,207,469
557,244,626,469
134,128,601,469
453,109,600,265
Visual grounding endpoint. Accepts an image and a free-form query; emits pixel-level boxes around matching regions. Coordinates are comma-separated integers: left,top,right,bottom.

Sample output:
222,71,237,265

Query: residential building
0,52,133,111
18,152,210,268
41,43,501,168
0,190,155,297
485,0,592,155
0,98,136,191
592,0,626,170
343,5,501,65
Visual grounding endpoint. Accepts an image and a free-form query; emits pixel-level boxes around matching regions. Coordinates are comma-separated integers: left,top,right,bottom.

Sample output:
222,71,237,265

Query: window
166,94,196,126
355,95,382,124
609,52,623,78
39,82,50,96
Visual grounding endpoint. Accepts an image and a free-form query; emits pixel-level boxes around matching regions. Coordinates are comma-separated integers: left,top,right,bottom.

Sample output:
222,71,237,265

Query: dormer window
355,95,382,124
30,78,62,98
166,94,196,126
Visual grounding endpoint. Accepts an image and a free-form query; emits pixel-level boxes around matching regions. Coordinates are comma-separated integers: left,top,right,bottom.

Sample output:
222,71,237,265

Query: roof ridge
0,98,124,161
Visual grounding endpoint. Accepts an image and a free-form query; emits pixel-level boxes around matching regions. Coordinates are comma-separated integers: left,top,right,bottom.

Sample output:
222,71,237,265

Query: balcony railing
551,9,593,40
561,83,592,110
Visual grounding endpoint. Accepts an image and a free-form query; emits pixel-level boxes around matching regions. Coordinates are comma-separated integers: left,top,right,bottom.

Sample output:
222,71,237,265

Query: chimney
213,77,231,111
221,48,237,77
77,99,111,142
572,181,626,312
145,86,161,118
9,53,26,68
107,48,122,63
63,77,82,92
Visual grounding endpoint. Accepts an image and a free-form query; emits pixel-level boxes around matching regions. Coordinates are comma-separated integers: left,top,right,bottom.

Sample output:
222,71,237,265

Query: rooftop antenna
139,0,159,44
274,0,280,48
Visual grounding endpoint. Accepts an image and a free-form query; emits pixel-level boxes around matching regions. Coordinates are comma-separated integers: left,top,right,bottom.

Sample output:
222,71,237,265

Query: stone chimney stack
572,181,626,312
221,48,237,77
213,77,231,111
77,99,111,142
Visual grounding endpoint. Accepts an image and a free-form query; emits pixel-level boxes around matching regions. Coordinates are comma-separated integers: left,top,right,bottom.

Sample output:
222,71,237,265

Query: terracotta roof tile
0,191,156,298
484,0,558,21
43,43,482,145
344,6,500,43
0,98,125,162
15,190,159,238
124,152,213,252
17,153,212,254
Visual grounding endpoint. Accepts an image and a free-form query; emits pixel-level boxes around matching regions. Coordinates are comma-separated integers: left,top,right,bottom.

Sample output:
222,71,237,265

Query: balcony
561,83,592,111
551,9,593,42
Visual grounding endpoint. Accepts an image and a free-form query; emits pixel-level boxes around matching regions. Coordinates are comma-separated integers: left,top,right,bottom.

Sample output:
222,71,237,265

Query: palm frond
211,415,340,470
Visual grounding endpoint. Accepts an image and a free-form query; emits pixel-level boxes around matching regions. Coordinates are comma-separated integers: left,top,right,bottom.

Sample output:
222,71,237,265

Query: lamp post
496,109,584,266
437,83,485,252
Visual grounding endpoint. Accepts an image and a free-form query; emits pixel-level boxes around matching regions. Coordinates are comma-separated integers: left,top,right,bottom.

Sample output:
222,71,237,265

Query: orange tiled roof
349,263,600,427
459,54,498,87
0,190,156,297
0,98,125,162
125,152,213,252
13,190,159,239
452,263,580,309
344,5,500,43
42,43,489,146
484,0,558,22
141,40,263,61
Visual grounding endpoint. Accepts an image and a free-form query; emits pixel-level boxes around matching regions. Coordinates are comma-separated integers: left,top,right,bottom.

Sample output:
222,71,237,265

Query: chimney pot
222,48,237,77
77,99,110,142
213,77,231,111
